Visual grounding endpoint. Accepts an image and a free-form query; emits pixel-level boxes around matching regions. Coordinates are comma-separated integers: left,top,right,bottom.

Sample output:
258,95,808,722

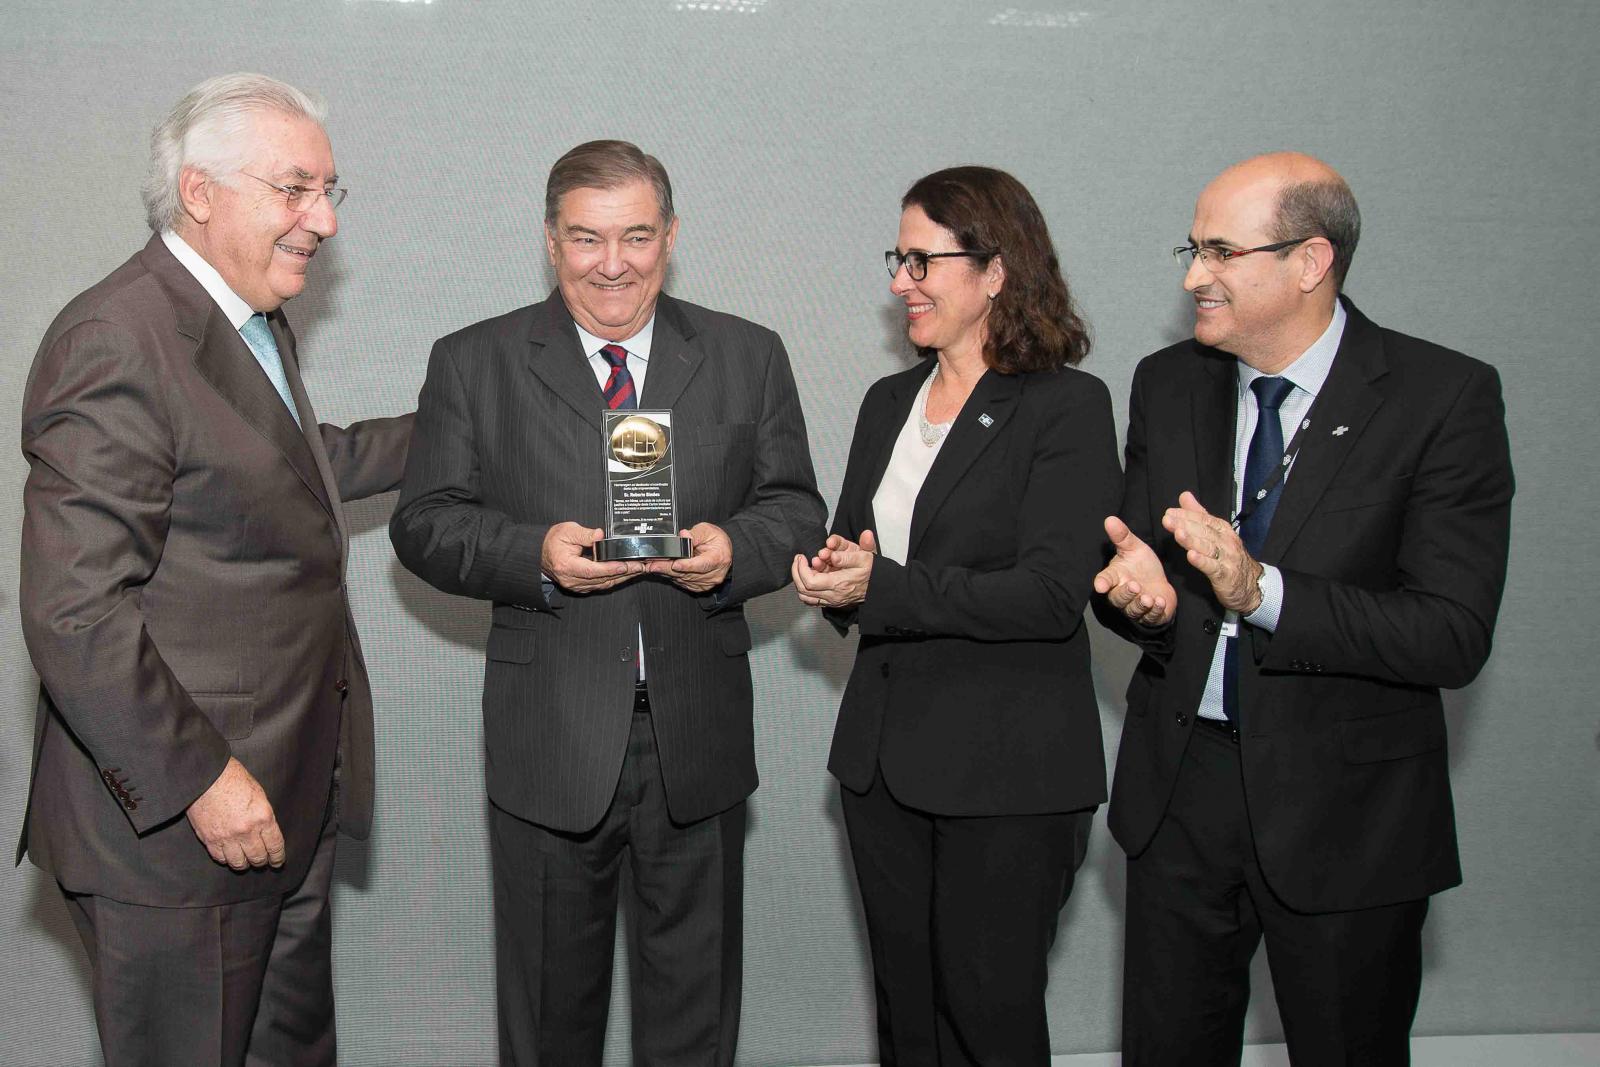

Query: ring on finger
1211,546,1221,561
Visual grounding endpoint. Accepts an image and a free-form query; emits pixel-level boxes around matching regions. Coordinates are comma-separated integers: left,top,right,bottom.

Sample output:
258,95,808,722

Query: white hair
141,72,326,233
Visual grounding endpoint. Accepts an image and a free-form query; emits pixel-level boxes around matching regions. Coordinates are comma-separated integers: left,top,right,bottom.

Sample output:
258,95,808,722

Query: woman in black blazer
793,166,1122,1065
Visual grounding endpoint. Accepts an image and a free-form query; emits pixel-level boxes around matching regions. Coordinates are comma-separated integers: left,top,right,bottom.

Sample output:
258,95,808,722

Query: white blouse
872,370,952,564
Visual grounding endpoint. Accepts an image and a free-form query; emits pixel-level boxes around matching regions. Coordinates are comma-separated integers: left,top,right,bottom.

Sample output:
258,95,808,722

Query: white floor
811,1032,1600,1066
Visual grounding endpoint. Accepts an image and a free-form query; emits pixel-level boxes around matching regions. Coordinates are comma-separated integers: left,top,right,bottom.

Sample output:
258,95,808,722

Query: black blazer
825,359,1122,817
1097,298,1514,912
391,290,826,832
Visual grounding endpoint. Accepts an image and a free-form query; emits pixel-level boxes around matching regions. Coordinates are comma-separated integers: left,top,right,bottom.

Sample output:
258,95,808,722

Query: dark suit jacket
1097,297,1513,912
17,235,412,906
825,359,1122,817
389,290,826,832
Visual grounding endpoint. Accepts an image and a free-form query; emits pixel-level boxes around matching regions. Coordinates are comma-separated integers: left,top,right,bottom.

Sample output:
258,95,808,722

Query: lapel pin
1332,425,1349,436
978,413,994,428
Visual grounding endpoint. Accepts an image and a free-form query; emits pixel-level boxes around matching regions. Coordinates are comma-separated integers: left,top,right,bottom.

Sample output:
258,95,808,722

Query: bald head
1183,152,1359,370
1216,151,1343,190
1206,153,1361,290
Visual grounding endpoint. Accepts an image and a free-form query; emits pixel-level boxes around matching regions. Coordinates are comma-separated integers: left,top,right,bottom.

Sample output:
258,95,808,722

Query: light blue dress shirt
1196,302,1346,721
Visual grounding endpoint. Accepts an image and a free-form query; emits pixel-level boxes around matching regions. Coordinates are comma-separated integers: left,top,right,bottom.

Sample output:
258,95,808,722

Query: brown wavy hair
902,166,1090,372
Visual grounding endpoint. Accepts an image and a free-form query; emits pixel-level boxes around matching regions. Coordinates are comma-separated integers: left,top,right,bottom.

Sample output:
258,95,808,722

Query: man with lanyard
1094,152,1514,1065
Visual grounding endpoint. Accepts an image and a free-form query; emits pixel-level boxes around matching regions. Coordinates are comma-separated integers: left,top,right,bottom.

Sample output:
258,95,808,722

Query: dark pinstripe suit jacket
391,290,826,831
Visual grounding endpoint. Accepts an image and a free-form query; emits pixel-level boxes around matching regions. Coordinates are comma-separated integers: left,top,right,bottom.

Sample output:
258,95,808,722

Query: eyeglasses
885,248,998,282
1172,236,1316,271
238,172,348,212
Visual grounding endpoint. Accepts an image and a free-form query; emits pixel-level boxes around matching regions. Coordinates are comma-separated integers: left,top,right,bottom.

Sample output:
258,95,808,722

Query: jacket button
124,800,137,811
1175,712,1190,726
1202,620,1218,635
335,679,349,695
879,663,890,678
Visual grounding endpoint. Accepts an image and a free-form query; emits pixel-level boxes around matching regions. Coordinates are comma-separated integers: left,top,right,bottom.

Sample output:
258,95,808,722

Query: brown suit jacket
17,235,412,906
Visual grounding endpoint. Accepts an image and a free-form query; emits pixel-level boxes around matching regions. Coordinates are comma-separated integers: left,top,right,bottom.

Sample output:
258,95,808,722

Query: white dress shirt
571,316,657,679
1197,301,1346,721
573,317,655,398
161,229,253,329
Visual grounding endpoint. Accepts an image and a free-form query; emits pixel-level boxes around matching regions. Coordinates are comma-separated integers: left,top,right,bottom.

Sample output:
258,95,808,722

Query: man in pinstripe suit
390,140,825,1065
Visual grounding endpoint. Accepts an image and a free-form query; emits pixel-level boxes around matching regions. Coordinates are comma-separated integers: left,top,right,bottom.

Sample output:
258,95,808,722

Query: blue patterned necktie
600,344,637,410
239,313,302,428
1222,375,1295,720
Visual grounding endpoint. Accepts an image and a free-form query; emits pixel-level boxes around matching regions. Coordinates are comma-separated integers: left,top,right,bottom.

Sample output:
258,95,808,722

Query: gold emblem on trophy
609,415,668,471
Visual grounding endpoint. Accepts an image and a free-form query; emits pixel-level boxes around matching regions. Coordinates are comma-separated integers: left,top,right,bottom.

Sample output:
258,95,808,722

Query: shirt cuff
1243,564,1283,632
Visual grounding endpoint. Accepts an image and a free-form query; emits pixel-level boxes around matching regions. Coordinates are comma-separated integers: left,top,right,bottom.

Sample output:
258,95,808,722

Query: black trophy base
593,534,694,561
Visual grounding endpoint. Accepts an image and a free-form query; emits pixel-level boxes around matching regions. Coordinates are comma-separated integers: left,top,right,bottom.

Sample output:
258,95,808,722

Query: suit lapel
1261,300,1387,559
270,311,346,544
1191,350,1236,517
908,368,1021,559
526,291,606,432
146,238,335,518
638,296,704,410
853,361,929,536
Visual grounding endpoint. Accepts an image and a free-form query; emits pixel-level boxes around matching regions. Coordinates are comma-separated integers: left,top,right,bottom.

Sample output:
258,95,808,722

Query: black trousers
1122,721,1429,1067
840,767,1092,1067
491,707,745,1066
61,795,339,1067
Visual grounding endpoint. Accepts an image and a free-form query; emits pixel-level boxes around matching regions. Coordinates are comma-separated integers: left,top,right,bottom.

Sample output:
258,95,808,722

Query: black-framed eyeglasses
238,171,348,212
1172,236,1317,271
885,248,998,281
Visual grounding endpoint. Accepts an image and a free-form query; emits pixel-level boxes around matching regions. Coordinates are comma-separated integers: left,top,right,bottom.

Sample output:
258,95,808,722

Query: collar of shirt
1230,300,1347,518
1235,299,1347,402
573,317,656,364
160,229,256,331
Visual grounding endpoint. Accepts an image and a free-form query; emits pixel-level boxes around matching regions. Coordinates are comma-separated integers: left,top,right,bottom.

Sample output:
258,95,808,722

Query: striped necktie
600,344,636,410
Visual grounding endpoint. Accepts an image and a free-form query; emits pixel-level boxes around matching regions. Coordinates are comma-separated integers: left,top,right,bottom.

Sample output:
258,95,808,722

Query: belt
633,680,651,714
1194,715,1239,743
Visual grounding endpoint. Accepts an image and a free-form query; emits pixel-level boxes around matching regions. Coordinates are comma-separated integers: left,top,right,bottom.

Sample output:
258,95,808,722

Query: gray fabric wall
2,1,1596,1064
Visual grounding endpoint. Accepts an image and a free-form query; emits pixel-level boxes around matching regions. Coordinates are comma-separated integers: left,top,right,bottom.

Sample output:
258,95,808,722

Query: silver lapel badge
1332,425,1349,436
978,413,994,428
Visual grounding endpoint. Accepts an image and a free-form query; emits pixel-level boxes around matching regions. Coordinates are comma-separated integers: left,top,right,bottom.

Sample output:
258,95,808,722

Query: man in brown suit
17,73,411,1067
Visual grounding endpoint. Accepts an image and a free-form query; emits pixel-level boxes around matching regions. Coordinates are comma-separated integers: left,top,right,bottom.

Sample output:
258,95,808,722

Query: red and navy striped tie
600,344,636,410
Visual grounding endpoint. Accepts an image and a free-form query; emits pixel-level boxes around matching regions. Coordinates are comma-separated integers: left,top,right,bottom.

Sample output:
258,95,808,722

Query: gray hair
141,72,326,233
1272,178,1361,291
544,140,674,226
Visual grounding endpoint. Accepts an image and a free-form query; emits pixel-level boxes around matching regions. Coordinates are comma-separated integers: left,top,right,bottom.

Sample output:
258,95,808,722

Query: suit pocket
191,692,255,740
714,617,753,656
1340,709,1445,764
486,626,537,664
1319,474,1413,514
678,422,756,448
